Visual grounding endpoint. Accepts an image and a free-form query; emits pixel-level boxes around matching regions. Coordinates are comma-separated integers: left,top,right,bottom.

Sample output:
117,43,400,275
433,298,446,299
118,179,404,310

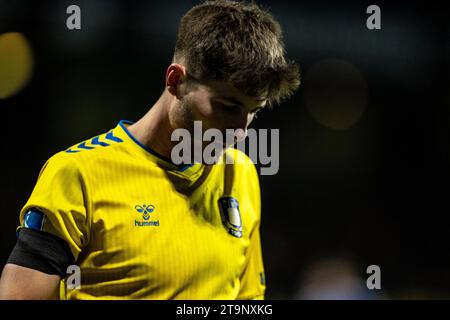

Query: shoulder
222,148,261,227
223,147,259,179
55,129,126,168
64,129,125,158
40,128,125,179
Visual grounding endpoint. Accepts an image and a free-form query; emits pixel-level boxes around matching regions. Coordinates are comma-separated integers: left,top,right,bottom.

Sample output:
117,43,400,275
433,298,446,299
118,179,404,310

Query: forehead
201,80,267,107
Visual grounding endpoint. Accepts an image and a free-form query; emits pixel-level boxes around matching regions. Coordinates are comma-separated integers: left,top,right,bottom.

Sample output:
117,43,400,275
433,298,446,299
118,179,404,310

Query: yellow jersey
18,120,266,300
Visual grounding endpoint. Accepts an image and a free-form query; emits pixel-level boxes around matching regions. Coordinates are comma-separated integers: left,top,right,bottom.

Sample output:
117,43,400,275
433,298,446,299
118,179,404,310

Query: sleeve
236,161,266,300
18,153,91,262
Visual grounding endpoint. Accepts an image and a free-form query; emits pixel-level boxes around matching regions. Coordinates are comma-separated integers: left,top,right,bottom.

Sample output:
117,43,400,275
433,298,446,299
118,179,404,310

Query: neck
127,90,175,160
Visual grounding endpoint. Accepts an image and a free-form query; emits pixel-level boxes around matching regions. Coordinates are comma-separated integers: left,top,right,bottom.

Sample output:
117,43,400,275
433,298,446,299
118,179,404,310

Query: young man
0,0,299,299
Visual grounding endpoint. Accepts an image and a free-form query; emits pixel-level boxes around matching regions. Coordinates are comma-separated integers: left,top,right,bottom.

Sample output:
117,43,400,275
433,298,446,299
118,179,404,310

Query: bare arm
0,264,61,300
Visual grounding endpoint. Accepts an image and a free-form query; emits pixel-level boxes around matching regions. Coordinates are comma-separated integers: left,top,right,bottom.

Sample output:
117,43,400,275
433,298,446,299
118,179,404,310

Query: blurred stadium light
0,32,33,99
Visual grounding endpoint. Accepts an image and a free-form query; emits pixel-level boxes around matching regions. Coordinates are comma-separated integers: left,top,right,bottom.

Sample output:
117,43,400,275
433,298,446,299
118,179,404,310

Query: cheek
171,99,194,131
187,94,214,119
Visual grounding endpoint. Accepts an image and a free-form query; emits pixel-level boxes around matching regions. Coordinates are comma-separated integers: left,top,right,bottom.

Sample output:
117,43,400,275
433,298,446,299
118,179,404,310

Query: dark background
1,0,449,299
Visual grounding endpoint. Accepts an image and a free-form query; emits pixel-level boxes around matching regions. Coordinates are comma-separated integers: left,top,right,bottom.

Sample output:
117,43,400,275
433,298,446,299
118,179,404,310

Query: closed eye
215,101,241,113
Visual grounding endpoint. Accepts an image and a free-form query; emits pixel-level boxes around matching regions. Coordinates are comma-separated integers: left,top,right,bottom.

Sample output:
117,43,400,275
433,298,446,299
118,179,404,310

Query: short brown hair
173,0,300,106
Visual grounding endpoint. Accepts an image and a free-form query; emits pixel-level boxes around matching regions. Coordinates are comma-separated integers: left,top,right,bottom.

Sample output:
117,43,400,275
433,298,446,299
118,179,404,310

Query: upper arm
20,153,90,262
0,153,89,300
0,264,61,300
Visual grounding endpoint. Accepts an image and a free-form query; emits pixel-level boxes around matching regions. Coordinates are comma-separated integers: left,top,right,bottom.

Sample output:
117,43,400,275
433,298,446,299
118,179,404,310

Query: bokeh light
0,32,34,99
303,59,368,130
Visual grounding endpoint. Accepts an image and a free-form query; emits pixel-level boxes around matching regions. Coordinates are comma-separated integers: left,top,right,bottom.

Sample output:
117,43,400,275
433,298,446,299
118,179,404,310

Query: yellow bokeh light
0,32,34,99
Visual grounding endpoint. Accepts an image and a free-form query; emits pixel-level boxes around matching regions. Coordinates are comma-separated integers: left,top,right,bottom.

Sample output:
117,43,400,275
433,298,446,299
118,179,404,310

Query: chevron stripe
91,136,110,147
65,130,123,154
105,131,123,143
77,141,95,150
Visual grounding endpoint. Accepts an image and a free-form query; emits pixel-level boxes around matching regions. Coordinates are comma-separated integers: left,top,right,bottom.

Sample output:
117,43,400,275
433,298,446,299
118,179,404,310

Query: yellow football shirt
18,120,266,300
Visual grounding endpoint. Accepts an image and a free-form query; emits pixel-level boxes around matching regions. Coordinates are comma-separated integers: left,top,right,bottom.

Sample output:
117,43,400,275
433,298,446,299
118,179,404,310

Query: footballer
0,0,300,299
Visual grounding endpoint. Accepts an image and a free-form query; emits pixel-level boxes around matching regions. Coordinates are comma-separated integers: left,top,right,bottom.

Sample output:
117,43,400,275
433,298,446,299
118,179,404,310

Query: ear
166,63,187,96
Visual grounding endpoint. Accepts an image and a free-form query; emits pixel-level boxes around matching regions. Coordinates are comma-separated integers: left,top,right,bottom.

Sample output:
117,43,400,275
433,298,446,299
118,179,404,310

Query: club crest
219,197,242,238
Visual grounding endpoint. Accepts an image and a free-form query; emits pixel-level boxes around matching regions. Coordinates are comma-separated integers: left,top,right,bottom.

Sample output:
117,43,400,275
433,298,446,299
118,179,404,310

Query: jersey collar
115,120,204,179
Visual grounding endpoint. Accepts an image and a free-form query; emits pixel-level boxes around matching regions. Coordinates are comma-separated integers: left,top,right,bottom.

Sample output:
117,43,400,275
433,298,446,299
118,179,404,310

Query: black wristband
7,228,74,277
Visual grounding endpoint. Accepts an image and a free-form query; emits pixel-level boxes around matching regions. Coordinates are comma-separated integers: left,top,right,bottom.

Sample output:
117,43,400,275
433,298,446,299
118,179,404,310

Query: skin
128,63,267,159
0,264,60,300
0,62,267,300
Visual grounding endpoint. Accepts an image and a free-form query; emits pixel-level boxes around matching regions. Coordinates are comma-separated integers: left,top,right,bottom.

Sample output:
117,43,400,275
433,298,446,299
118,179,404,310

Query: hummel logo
134,204,159,227
135,204,155,220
